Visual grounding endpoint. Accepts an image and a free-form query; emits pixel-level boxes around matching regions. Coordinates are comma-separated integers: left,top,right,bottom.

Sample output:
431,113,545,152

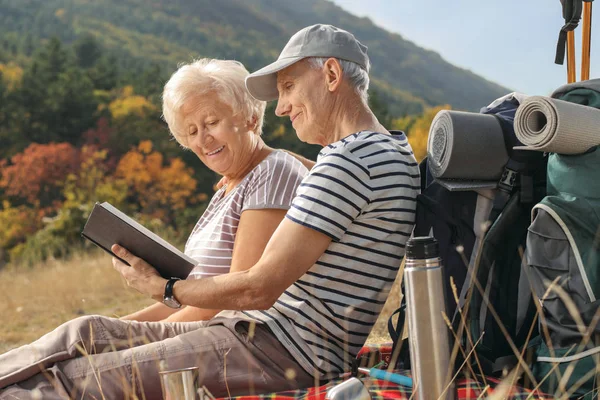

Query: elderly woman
121,58,308,323
1,25,420,399
0,59,307,396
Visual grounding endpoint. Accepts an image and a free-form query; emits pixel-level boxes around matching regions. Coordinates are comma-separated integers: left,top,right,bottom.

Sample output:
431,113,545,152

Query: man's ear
323,58,343,93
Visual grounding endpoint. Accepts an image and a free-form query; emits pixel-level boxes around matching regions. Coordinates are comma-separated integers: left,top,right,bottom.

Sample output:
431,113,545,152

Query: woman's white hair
307,57,370,104
162,59,266,147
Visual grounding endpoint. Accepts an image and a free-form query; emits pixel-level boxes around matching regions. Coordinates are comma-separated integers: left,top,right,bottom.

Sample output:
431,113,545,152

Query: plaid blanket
228,345,550,400
230,376,549,400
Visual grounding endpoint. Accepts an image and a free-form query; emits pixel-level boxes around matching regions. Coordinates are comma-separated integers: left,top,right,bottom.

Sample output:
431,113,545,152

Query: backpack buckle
499,167,518,192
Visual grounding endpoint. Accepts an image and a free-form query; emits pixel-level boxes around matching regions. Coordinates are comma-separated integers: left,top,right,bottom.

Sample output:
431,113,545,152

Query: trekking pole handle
357,367,413,387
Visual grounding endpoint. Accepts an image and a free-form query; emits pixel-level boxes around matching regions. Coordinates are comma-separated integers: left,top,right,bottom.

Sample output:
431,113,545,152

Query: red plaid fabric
227,344,550,400
229,377,549,400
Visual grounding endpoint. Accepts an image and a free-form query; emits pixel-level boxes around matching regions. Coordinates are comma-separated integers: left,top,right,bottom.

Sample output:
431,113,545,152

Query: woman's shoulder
239,150,308,209
253,150,309,179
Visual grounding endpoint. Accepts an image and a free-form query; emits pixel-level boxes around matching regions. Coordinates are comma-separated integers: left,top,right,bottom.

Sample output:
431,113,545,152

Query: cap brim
245,56,305,101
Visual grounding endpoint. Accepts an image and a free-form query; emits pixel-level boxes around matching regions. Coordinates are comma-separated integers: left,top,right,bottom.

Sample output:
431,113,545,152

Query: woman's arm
161,208,288,322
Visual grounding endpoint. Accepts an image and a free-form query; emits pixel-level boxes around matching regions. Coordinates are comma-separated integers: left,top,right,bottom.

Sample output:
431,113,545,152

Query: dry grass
0,251,153,353
0,251,400,353
2,251,595,398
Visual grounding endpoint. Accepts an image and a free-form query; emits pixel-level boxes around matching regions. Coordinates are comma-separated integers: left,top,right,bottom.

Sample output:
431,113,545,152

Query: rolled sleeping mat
427,110,509,184
514,96,600,154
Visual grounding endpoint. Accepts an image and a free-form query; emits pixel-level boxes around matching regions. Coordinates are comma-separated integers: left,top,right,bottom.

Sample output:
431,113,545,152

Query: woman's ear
247,115,258,131
323,58,343,93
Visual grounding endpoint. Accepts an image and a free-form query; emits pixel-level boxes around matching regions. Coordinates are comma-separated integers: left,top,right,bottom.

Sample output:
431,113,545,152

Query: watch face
163,297,181,309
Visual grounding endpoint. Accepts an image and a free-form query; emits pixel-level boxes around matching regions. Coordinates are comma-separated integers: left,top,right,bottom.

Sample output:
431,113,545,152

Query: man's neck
327,104,388,145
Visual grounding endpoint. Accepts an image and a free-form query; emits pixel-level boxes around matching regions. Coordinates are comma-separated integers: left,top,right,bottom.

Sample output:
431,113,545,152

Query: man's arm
112,218,331,310
162,208,288,322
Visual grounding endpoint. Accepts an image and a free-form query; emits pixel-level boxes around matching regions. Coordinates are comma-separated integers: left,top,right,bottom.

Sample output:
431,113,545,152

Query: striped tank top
184,150,308,278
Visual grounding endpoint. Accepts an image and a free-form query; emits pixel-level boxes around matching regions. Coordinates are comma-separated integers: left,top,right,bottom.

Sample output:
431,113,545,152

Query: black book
81,202,195,280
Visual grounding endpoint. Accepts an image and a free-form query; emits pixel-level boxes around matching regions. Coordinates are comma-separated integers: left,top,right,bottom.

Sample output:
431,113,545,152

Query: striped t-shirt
184,151,308,278
244,131,420,378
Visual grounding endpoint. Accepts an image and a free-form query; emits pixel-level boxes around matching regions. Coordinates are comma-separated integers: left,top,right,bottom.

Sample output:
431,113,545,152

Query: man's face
275,61,329,145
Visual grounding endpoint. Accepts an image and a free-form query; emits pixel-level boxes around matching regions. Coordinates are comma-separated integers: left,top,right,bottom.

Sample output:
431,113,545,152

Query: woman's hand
111,244,167,302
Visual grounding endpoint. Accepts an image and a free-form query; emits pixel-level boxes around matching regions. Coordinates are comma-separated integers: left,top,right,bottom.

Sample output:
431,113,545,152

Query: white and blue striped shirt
244,131,420,378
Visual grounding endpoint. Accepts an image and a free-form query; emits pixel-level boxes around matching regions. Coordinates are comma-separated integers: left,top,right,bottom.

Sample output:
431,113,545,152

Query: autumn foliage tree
0,142,80,207
8,147,130,265
393,104,451,162
115,140,200,225
0,202,44,263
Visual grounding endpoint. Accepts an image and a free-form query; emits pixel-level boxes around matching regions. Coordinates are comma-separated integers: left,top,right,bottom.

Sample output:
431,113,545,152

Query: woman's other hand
111,244,166,301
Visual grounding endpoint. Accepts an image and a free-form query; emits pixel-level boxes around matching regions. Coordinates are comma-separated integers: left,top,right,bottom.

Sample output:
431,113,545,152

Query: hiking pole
581,1,593,81
556,0,583,82
568,30,577,83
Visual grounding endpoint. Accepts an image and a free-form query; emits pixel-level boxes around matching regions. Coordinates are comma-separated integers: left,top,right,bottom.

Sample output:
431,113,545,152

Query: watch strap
164,278,180,300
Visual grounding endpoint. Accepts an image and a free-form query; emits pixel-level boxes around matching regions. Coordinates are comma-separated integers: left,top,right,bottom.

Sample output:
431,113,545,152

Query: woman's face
180,94,258,178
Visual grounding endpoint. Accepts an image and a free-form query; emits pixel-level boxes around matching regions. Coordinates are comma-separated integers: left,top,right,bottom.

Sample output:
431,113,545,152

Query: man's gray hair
307,57,370,104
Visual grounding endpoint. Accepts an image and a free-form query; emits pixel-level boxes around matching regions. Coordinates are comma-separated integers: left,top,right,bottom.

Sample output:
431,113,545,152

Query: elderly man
0,24,419,399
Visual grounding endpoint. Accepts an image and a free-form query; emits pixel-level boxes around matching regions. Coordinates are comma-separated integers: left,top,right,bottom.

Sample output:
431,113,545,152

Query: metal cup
325,377,372,400
159,366,199,400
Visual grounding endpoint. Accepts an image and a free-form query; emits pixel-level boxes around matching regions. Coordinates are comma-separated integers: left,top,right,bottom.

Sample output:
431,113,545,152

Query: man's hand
111,244,167,301
215,176,228,190
282,149,315,170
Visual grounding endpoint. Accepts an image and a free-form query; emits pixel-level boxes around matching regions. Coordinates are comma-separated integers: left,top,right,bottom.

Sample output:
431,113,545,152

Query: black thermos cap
406,236,439,259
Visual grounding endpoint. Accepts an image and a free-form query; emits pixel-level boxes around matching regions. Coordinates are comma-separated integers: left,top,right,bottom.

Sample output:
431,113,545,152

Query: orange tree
0,142,80,207
115,140,204,229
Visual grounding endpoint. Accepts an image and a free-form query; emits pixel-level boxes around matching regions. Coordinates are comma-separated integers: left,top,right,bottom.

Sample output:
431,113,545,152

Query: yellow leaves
108,86,156,119
273,124,286,138
0,205,42,249
54,8,66,19
137,140,153,154
393,104,451,162
0,63,24,90
115,142,198,214
122,85,134,97
61,147,128,209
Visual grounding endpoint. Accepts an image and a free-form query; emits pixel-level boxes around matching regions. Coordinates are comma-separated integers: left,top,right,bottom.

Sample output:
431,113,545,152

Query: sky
330,0,599,96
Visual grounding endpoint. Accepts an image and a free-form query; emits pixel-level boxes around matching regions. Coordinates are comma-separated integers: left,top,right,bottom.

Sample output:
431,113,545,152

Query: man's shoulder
318,131,417,174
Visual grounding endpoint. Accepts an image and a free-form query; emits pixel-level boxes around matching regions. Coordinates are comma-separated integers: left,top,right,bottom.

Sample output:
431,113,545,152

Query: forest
0,0,485,267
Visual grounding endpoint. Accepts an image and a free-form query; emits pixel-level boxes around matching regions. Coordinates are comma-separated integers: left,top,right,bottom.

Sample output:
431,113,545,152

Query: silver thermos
404,236,455,400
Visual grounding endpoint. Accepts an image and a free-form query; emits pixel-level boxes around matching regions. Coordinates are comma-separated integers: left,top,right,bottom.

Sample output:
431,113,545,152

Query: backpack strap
387,294,411,369
387,304,405,344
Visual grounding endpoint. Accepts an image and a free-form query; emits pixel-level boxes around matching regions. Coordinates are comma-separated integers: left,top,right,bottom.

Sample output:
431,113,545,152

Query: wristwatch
163,278,182,309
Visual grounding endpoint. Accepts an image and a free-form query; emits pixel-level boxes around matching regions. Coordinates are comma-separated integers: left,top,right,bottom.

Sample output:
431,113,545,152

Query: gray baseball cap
245,24,369,101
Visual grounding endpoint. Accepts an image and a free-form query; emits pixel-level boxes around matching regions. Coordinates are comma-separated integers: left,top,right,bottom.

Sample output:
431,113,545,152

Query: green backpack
527,79,600,399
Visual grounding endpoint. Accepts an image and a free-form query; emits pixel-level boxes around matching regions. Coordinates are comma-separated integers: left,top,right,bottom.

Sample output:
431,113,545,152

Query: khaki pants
0,313,315,399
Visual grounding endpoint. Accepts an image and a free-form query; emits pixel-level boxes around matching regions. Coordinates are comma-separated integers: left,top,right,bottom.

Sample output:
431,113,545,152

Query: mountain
0,0,509,115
